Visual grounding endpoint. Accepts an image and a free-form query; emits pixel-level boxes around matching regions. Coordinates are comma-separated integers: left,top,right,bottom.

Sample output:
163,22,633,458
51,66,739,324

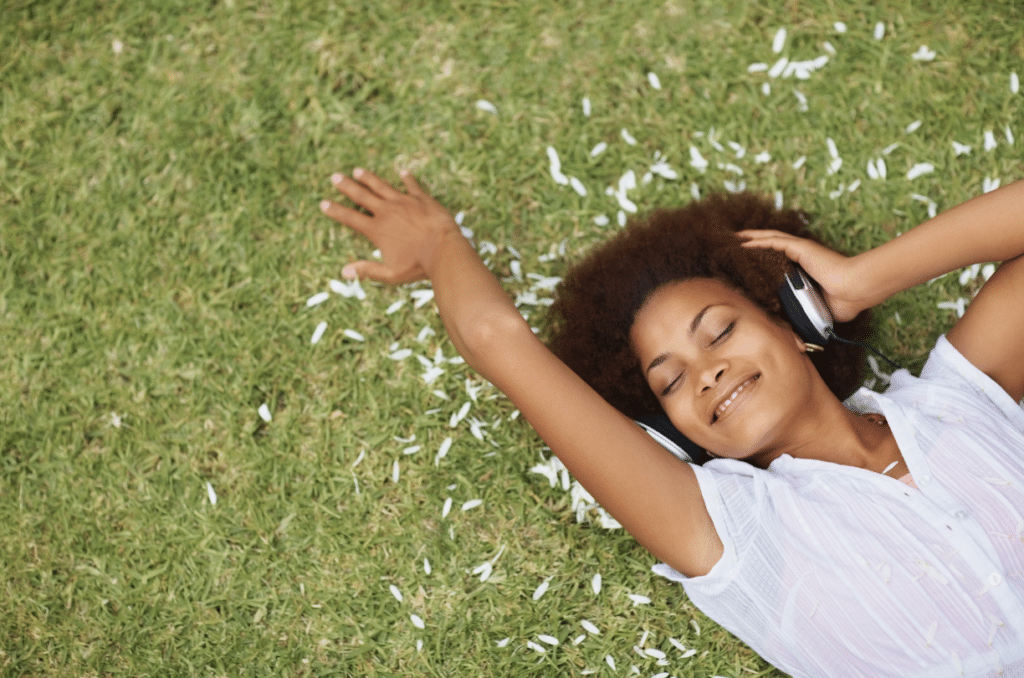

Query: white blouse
654,335,1024,678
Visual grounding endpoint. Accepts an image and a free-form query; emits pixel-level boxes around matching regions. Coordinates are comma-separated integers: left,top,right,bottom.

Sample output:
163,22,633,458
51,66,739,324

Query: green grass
1,0,1021,675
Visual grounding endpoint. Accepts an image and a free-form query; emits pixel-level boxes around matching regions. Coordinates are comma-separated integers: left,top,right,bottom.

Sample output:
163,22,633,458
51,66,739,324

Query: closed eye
660,375,681,397
713,321,735,345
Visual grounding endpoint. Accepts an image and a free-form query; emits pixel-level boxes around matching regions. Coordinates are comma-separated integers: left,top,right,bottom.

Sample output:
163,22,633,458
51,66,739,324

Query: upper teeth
716,376,757,419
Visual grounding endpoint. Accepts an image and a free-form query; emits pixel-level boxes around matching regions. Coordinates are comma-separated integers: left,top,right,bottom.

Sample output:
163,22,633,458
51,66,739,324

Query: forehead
630,278,757,352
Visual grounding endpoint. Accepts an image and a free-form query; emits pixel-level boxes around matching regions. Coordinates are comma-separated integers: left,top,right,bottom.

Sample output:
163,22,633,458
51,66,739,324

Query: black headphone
635,266,901,464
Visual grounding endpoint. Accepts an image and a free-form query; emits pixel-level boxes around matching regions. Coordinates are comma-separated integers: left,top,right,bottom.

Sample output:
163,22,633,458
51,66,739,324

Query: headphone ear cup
779,267,833,345
635,413,709,465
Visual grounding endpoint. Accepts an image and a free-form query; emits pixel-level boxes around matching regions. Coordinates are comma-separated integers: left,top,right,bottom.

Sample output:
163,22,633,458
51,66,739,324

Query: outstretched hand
737,229,870,323
319,168,461,284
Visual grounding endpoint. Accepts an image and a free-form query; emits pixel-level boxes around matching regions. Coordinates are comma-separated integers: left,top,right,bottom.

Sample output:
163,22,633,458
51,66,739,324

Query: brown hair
545,192,871,423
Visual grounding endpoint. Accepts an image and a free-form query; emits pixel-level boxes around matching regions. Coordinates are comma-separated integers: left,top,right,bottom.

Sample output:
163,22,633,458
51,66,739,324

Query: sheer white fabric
654,335,1024,678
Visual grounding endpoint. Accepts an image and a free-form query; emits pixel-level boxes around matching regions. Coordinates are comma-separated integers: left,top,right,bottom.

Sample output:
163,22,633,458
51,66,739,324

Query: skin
631,278,905,476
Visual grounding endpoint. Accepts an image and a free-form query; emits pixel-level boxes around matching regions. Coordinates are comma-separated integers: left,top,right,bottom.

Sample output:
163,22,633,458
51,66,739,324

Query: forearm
854,179,1024,307
426,232,532,376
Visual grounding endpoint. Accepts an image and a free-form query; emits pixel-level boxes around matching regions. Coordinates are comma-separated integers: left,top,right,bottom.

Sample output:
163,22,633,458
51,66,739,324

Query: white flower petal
343,329,364,342
306,291,330,307
621,128,637,145
410,614,425,630
772,28,787,54
442,497,452,518
258,403,272,422
582,97,591,117
647,72,662,89
389,584,403,602
533,579,551,600
475,99,498,114
874,22,885,40
538,634,559,646
461,499,482,511
581,619,600,635
206,482,217,505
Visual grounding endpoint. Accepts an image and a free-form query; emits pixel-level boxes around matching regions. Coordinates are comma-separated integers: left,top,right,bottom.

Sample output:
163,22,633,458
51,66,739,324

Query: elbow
458,308,534,368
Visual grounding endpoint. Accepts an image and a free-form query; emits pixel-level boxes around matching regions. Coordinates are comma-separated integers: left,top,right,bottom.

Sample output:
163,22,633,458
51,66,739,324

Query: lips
710,374,760,424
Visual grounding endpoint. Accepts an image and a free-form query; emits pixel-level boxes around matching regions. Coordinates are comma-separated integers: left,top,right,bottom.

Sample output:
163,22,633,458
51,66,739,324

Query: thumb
343,260,393,283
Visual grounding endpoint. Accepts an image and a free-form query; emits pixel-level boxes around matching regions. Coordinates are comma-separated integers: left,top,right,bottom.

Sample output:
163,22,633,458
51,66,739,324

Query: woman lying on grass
319,169,1024,678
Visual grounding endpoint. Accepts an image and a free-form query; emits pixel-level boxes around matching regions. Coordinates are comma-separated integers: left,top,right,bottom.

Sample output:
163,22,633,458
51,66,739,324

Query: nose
698,365,727,394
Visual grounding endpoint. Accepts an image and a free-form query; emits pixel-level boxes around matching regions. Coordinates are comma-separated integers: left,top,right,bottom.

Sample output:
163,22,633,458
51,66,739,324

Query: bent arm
323,169,723,577
852,180,1024,307
853,180,1024,399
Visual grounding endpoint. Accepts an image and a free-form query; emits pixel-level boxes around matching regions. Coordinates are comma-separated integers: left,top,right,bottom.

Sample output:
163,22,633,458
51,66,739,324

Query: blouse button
988,573,1003,587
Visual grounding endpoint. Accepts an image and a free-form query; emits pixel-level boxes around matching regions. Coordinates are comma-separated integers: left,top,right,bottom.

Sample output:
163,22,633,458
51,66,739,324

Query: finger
342,260,396,284
320,199,373,234
736,229,793,241
351,167,403,201
332,172,383,210
398,169,426,197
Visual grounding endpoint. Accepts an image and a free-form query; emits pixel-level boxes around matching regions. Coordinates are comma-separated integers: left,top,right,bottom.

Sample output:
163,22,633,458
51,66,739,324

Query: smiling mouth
711,374,760,424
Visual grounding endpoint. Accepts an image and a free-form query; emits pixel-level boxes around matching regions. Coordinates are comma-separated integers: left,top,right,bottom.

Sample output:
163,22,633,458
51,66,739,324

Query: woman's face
630,278,814,461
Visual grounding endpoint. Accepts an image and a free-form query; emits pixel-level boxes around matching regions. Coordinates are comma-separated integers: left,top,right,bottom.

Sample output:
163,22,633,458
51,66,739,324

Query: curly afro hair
545,191,872,427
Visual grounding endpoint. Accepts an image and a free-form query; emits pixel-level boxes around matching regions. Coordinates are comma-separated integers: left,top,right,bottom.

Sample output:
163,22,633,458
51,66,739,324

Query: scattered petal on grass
882,142,900,155
792,155,806,170
461,499,482,511
329,278,366,299
1006,126,1015,145
533,578,551,600
984,130,997,151
1012,72,1020,94
905,120,922,134
258,403,272,422
582,97,591,117
206,482,217,505
668,637,688,652
402,445,420,455
912,45,936,61
688,146,708,172
767,57,787,79
647,72,662,89
952,141,972,156
873,21,885,40
434,437,452,465
475,99,498,114
793,89,808,112
581,619,600,635
343,329,364,341
834,21,847,33
410,614,424,630
590,141,608,157
748,62,768,73
691,619,701,635
389,584,403,602
538,634,559,646
761,82,771,95
906,163,934,180
471,561,493,582
983,177,1001,193
385,299,405,315
306,291,330,307
391,459,400,483
593,214,609,226
546,146,569,185
982,263,996,281
645,648,666,659
389,348,412,360
496,637,511,648
569,176,588,197
423,557,432,574
410,289,435,308
681,648,698,658
621,128,637,145
111,39,124,54
772,28,786,53
826,137,839,159
526,641,546,654
823,40,836,55
605,655,616,670
573,634,586,645
310,321,328,344
442,497,452,518
591,573,602,595
628,594,651,606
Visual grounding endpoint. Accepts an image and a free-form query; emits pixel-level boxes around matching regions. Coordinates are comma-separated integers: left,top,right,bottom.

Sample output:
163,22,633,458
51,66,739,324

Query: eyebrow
644,304,716,376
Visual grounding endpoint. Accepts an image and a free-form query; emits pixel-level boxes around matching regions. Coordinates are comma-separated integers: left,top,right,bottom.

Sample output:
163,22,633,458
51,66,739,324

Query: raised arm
321,169,723,577
741,179,1024,400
